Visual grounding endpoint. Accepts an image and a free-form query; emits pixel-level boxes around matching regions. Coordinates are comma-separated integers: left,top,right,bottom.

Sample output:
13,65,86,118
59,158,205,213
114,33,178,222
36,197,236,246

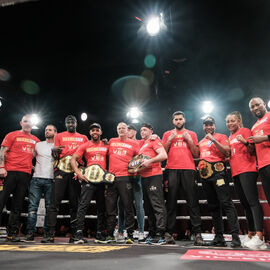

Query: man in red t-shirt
0,114,40,241
162,111,205,246
43,115,88,243
198,116,240,248
70,123,108,244
249,97,270,205
139,123,168,244
105,122,138,243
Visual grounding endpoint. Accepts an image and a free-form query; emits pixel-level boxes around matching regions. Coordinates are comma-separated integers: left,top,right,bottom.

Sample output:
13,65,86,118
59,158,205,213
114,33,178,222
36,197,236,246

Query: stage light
146,16,161,36
132,119,139,124
267,100,270,109
0,100,2,108
31,114,40,129
81,112,87,121
202,101,214,114
127,107,142,119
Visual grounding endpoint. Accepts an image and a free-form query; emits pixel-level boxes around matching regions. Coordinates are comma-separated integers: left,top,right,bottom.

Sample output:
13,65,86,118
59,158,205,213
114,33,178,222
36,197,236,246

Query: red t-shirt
138,138,163,178
199,133,230,163
108,138,139,177
1,130,40,174
251,111,270,169
54,131,88,158
162,128,197,170
229,128,257,177
75,141,108,170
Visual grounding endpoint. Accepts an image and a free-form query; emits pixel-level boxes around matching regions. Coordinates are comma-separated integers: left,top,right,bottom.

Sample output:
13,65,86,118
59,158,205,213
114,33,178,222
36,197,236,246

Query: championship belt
54,155,76,173
198,160,225,179
78,164,115,184
128,154,151,174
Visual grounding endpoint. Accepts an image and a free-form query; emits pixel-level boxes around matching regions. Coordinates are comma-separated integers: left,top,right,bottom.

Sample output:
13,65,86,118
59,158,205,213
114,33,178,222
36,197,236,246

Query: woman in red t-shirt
226,111,266,249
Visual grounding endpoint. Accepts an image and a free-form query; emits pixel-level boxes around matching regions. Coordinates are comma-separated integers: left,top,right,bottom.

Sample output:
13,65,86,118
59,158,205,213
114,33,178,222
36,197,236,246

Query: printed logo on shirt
252,116,268,130
230,138,239,144
86,147,107,152
62,137,84,142
201,150,210,157
172,140,187,147
140,143,149,151
91,154,105,162
199,141,209,147
113,148,127,156
16,138,37,144
22,144,34,154
110,142,132,149
254,129,264,136
68,144,80,150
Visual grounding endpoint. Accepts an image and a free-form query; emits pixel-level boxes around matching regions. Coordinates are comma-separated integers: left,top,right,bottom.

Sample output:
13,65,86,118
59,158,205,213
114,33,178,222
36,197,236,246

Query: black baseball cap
89,123,101,130
127,124,137,131
65,115,77,123
141,123,154,131
203,116,215,124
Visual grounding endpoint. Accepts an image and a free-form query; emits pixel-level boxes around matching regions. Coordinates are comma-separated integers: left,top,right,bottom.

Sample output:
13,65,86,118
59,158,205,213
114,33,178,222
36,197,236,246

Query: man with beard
162,111,206,245
42,115,88,243
105,122,138,244
198,116,240,247
23,125,57,242
0,114,40,241
249,97,270,205
71,123,108,244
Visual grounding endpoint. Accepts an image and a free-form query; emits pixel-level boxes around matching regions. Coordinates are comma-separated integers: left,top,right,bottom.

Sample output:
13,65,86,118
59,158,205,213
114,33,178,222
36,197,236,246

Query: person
105,122,138,244
139,123,168,244
249,97,270,206
116,124,145,242
71,123,108,244
24,125,57,242
0,114,40,241
43,115,88,243
226,111,266,249
162,111,206,245
198,116,241,247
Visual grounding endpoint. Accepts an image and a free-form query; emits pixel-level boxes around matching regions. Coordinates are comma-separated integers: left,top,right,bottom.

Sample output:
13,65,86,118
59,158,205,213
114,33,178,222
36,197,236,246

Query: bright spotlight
202,101,214,114
0,100,2,107
127,107,142,119
81,112,87,121
132,119,139,124
31,114,40,129
267,100,270,109
146,16,161,36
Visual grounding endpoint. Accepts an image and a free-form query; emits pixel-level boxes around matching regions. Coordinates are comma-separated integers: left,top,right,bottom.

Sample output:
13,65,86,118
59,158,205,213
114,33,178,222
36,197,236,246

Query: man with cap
0,114,40,241
198,116,241,247
139,123,168,244
70,123,108,244
105,122,139,244
249,97,270,205
162,111,206,245
43,115,88,243
116,124,145,242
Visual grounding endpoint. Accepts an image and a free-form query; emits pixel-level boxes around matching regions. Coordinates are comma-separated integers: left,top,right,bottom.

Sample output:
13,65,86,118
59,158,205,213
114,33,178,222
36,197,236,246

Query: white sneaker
115,232,125,243
241,235,253,247
138,232,145,241
244,235,267,250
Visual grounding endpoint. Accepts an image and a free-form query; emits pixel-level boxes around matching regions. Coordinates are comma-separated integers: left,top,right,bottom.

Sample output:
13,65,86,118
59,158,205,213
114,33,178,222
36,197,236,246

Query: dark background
0,0,270,141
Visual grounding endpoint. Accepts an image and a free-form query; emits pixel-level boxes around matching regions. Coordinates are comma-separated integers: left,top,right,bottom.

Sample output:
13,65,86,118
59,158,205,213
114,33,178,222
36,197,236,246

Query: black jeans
142,174,167,235
105,176,135,236
47,170,81,234
201,170,239,235
0,171,31,233
233,172,263,232
166,169,202,234
259,164,270,206
76,181,106,232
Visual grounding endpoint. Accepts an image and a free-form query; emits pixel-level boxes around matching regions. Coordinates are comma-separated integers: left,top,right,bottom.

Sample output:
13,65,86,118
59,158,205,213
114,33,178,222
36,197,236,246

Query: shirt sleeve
74,143,86,158
153,139,164,151
54,134,60,147
1,132,15,149
162,132,168,145
190,131,199,146
219,134,230,146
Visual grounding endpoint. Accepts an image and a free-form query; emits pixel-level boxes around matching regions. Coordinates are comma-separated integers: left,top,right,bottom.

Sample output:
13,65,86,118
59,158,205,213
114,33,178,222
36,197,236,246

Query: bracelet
211,138,215,142
244,141,249,146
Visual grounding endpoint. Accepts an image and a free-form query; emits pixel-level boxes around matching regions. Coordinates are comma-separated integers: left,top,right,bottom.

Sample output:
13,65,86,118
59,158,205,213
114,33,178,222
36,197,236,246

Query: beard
174,123,184,130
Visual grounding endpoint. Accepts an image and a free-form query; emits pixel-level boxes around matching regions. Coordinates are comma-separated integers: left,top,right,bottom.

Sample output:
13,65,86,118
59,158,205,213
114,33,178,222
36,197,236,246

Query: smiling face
226,114,241,134
203,122,216,135
117,123,128,138
140,127,153,140
90,127,102,142
249,98,267,119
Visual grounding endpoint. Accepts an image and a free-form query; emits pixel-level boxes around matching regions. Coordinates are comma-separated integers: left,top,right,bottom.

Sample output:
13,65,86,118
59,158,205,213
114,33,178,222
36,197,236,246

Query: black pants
201,171,239,235
47,170,81,234
76,181,106,232
259,164,270,206
142,174,167,235
166,169,202,234
105,176,135,236
233,172,263,232
0,171,31,233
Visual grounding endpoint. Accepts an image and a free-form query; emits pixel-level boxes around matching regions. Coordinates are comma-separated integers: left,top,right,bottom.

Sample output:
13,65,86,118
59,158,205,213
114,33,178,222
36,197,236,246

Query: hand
0,168,7,178
168,130,177,142
248,135,268,144
54,146,65,154
140,159,152,168
205,133,214,141
102,138,109,145
76,171,89,182
236,135,246,144
150,134,160,141
182,131,192,142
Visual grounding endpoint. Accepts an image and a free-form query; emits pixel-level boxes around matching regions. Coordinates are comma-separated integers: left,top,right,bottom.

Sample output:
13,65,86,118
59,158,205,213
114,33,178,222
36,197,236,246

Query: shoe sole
74,240,86,244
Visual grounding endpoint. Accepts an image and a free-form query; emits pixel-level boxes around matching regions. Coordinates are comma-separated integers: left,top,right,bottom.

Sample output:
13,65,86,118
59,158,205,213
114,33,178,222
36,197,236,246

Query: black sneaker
7,234,20,242
231,234,241,248
149,233,166,245
164,232,175,244
95,231,106,242
194,233,208,246
41,232,54,243
23,232,35,242
73,231,88,244
210,234,226,247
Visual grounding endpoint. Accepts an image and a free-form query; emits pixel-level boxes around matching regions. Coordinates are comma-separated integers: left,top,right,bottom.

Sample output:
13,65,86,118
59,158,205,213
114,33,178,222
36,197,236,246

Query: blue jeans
26,177,52,233
118,175,145,233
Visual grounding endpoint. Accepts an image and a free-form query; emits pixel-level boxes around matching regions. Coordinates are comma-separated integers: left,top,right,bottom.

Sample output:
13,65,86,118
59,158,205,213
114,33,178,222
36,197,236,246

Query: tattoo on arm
0,146,9,166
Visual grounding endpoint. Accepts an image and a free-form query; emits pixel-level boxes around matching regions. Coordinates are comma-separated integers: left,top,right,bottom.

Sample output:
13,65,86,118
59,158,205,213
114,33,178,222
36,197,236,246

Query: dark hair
46,124,57,132
65,115,77,123
141,123,154,131
226,111,243,127
172,111,185,119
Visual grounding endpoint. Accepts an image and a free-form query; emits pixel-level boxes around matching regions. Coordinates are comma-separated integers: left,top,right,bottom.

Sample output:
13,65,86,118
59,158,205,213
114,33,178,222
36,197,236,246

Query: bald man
249,97,270,205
